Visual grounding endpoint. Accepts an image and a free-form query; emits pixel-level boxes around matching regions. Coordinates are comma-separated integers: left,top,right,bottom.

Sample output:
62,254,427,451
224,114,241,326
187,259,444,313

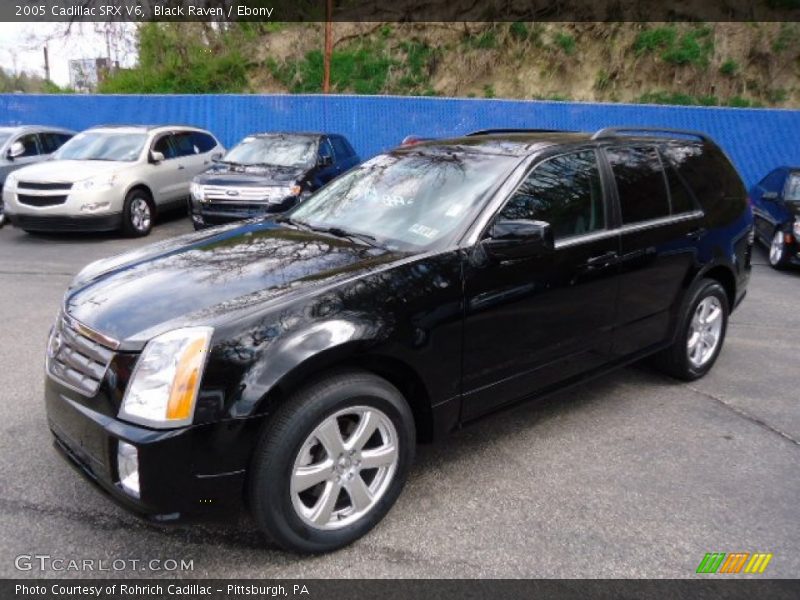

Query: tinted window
191,131,217,153
663,160,699,214
40,132,73,154
785,173,800,202
499,150,605,240
153,135,177,159
15,134,40,157
330,136,353,159
172,132,199,157
607,146,669,224
319,138,333,160
661,142,744,206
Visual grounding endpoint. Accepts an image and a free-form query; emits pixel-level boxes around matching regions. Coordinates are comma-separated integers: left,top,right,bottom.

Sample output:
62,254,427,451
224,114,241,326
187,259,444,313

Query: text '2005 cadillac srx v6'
44,128,752,553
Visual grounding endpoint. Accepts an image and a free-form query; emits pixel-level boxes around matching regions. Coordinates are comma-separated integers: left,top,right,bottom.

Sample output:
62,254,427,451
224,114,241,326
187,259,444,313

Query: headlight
190,181,204,201
73,174,117,191
5,172,17,188
119,327,213,429
793,217,800,239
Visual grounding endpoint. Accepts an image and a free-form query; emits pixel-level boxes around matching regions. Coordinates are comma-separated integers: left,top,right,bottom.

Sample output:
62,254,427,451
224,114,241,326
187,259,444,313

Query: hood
12,160,127,184
194,163,309,187
65,221,405,344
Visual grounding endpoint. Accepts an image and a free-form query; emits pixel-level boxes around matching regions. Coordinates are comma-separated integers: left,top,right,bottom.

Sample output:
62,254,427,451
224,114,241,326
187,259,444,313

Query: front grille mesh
18,194,68,207
47,316,114,396
18,181,73,191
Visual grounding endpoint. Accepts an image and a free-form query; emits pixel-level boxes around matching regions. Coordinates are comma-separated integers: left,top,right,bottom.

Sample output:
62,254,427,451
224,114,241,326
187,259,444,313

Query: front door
462,149,621,420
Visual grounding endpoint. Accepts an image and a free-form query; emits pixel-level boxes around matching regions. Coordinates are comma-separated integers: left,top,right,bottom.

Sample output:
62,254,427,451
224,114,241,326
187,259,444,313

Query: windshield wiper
277,218,380,247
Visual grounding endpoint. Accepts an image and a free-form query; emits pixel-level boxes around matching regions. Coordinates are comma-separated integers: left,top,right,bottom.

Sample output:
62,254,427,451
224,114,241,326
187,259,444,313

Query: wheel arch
124,183,156,214
690,262,737,310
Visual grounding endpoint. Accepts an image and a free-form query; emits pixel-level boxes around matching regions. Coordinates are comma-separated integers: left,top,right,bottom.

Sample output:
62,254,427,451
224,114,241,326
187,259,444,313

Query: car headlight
5,172,17,188
119,327,213,429
190,181,204,201
793,217,800,239
73,174,117,191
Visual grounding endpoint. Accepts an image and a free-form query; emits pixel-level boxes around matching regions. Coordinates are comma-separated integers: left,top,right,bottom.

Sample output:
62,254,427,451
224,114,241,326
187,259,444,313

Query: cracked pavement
0,214,798,578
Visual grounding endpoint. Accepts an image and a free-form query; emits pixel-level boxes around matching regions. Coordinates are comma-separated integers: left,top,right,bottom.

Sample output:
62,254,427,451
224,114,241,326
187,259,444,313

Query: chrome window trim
554,210,704,249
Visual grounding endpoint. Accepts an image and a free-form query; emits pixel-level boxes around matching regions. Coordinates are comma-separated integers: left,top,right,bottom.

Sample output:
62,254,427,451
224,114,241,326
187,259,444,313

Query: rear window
606,146,670,224
330,136,355,159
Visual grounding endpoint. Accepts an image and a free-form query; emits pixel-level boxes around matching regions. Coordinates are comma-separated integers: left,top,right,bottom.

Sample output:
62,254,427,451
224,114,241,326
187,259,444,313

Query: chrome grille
47,315,115,396
202,185,290,203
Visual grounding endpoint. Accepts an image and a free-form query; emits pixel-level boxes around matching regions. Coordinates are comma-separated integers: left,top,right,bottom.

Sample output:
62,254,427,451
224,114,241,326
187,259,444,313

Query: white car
3,125,223,236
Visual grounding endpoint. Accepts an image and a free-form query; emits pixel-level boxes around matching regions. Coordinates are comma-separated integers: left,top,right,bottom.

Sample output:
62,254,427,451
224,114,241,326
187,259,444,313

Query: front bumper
45,376,259,521
190,197,296,227
3,185,124,231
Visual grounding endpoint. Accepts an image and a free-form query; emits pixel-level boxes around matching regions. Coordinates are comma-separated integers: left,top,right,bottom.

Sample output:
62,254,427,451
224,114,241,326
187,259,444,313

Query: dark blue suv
750,166,800,269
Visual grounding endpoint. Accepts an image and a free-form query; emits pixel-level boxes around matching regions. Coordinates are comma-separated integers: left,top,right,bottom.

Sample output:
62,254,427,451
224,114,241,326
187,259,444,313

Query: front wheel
248,370,415,553
652,279,729,381
122,190,153,237
768,229,790,269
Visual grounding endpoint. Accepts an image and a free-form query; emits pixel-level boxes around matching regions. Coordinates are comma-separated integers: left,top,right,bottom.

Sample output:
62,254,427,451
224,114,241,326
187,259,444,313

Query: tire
652,279,729,381
768,228,790,270
248,369,415,553
121,189,154,237
192,220,207,231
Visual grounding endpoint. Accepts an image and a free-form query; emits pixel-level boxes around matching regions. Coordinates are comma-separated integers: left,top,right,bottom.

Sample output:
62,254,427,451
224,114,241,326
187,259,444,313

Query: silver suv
4,125,223,236
0,125,75,227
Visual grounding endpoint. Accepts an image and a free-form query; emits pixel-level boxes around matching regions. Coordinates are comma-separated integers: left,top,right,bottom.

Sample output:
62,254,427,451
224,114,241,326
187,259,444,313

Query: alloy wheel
290,406,399,531
130,197,151,232
769,230,784,266
686,296,723,368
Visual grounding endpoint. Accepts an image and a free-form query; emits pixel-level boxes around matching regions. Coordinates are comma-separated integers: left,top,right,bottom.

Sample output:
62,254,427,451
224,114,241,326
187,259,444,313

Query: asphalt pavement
0,213,797,578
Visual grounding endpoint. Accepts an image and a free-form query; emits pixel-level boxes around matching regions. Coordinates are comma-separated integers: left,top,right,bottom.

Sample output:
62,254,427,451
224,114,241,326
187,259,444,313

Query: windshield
288,149,519,250
54,131,146,162
223,135,316,167
0,132,12,148
785,174,800,202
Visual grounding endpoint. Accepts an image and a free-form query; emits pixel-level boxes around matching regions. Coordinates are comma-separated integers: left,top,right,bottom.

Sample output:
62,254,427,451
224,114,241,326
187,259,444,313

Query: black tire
121,189,154,237
768,227,790,270
192,220,207,231
248,369,415,553
652,279,729,381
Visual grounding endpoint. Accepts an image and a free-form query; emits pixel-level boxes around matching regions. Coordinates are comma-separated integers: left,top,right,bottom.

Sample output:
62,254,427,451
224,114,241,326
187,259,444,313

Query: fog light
117,441,140,498
80,201,111,213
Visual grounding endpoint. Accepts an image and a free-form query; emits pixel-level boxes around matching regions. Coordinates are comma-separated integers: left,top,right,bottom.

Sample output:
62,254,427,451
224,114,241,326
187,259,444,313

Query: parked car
4,124,223,236
190,132,359,229
750,166,800,269
44,127,751,553
0,125,75,227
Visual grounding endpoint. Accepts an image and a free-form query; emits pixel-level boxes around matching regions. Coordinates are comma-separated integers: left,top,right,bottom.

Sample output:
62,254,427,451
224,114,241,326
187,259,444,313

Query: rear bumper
7,211,123,232
45,377,256,521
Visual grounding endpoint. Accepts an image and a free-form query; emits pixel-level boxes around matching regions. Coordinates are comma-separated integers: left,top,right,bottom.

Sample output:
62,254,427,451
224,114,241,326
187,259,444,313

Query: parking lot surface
0,215,798,578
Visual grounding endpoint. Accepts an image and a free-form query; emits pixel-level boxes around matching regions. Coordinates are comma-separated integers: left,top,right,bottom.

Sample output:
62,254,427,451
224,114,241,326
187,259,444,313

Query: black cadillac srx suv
44,128,752,553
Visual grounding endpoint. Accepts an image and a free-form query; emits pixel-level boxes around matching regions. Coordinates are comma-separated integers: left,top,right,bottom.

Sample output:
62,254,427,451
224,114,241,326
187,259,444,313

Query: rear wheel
122,189,153,237
652,279,729,381
248,369,415,553
768,229,790,269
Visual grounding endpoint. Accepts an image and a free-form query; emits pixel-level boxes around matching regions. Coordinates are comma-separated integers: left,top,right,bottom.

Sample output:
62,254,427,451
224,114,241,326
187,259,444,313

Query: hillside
101,22,800,108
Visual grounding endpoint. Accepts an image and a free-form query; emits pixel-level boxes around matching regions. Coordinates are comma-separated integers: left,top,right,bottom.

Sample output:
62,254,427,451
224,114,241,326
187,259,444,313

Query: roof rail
466,128,573,136
590,127,710,142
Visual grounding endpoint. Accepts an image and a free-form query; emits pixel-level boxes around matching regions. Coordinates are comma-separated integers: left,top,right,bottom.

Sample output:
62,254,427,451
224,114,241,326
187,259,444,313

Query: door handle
585,251,618,267
686,227,706,240
177,164,185,170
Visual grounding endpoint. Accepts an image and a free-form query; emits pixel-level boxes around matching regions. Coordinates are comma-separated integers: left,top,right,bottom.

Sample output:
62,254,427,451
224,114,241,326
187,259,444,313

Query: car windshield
288,149,519,250
0,132,12,148
54,131,146,162
223,135,316,167
785,173,800,202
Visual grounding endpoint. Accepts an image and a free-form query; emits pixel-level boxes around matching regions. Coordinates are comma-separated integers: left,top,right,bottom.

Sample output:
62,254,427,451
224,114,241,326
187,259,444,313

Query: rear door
462,149,621,419
148,133,184,204
605,144,706,357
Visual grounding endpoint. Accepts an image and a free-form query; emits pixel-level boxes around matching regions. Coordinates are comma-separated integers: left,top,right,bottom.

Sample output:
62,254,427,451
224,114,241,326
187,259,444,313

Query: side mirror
482,219,554,261
149,150,165,164
762,190,779,201
318,154,332,167
7,141,25,160
211,152,223,161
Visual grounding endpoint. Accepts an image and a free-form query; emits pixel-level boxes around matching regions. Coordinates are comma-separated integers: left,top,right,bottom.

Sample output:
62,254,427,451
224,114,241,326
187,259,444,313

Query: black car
750,166,800,269
189,132,360,229
44,127,751,553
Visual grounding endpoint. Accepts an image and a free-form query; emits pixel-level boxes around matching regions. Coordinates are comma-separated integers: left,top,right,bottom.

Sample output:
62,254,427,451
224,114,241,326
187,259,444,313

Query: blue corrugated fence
2,93,800,188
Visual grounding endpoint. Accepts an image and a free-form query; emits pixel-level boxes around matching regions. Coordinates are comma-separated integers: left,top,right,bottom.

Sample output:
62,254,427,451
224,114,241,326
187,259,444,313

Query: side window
191,132,217,153
172,132,198,157
606,146,670,224
40,132,71,154
15,133,40,157
330,136,352,159
152,135,177,159
498,150,605,240
784,173,800,201
318,138,334,162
